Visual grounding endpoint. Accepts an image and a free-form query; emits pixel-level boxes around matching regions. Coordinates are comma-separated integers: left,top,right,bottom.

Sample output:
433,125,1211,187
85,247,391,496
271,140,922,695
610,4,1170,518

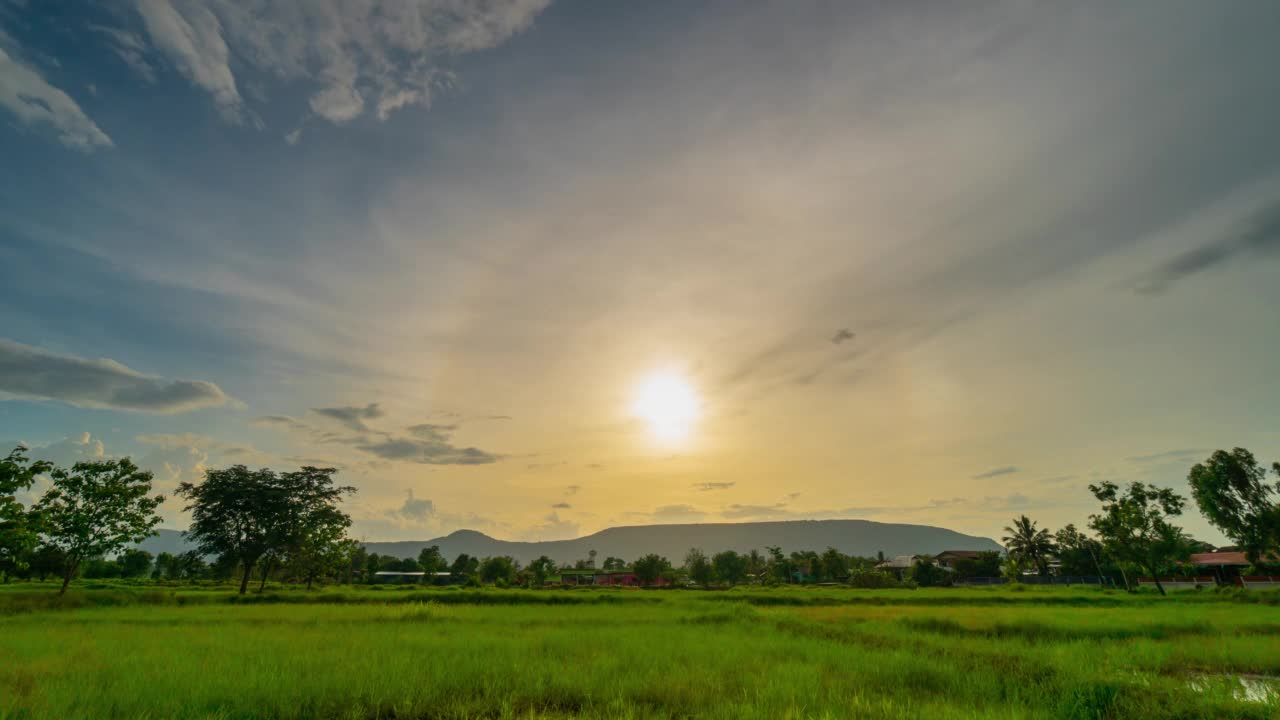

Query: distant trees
527,555,557,586
601,556,626,571
950,550,1003,580
1188,448,1280,566
908,557,945,587
1088,481,1190,596
1053,524,1104,577
479,555,518,584
684,548,713,587
119,549,154,578
36,458,164,594
632,554,669,586
418,546,447,576
1002,515,1055,576
711,550,748,586
450,553,479,579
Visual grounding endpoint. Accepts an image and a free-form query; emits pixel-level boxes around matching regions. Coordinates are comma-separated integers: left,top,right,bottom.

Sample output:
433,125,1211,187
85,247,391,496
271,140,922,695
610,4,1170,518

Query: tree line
2,446,1277,595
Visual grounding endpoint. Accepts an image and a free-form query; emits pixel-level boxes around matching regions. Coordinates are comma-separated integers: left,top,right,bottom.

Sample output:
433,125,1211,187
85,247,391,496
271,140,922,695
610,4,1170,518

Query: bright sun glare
631,372,700,443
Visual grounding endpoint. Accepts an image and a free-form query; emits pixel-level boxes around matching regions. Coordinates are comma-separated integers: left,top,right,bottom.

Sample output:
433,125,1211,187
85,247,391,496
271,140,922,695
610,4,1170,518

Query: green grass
1,583,1277,719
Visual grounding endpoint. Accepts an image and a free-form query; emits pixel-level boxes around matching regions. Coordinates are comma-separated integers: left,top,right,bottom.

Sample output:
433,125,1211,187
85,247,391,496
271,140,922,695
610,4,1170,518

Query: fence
1136,576,1216,591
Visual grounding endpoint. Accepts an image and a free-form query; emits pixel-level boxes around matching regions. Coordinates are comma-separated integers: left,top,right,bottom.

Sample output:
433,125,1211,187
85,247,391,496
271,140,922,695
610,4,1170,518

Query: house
934,550,983,570
1187,551,1280,588
875,555,922,580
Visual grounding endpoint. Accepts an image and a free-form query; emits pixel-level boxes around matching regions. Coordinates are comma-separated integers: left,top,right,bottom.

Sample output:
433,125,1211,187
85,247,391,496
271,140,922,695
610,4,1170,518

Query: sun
631,371,700,443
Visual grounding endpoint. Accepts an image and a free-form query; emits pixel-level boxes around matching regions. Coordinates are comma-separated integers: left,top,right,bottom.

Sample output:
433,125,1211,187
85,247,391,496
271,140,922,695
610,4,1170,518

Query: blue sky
2,0,1279,543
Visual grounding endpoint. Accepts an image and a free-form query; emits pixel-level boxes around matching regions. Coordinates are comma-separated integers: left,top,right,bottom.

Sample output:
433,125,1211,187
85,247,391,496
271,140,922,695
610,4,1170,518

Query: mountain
361,519,1003,565
135,529,196,557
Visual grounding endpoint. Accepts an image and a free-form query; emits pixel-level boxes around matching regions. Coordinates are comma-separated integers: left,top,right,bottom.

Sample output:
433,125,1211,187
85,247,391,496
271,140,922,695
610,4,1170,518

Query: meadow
1,584,1278,720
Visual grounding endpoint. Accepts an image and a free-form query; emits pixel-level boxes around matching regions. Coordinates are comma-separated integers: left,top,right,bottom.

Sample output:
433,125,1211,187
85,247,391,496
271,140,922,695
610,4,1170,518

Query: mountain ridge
137,519,1003,565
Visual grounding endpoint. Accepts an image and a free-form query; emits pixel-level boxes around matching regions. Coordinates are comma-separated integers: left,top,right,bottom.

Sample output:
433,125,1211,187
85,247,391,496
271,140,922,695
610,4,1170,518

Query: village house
556,569,673,587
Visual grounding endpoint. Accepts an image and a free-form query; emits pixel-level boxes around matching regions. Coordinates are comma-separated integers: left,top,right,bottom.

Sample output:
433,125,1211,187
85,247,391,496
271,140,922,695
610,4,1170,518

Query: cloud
1137,200,1280,294
89,24,157,83
720,503,793,520
693,481,735,491
1126,448,1210,465
134,0,245,123
550,502,571,509
0,44,112,150
519,510,579,541
252,415,309,431
0,338,231,413
393,490,436,521
135,432,221,450
564,485,580,495
312,403,384,432
830,328,855,344
360,425,504,466
647,504,709,523
971,466,1018,479
121,0,550,127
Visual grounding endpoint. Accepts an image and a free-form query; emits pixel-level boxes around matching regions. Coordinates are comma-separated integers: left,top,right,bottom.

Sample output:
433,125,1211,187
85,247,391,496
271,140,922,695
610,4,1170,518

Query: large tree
1088,481,1191,596
417,545,447,577
1002,515,1055,575
177,465,287,595
119,549,154,578
0,446,51,581
1053,524,1105,578
712,550,748,586
479,555,518,584
526,555,557,587
1188,448,1280,566
36,458,164,594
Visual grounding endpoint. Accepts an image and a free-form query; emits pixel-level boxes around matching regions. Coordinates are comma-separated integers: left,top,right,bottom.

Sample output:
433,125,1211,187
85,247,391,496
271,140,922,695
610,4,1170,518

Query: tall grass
1,585,1277,719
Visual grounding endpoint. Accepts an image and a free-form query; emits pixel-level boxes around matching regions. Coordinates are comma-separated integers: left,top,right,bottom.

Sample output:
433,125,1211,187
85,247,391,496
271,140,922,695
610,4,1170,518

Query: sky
2,1,1279,546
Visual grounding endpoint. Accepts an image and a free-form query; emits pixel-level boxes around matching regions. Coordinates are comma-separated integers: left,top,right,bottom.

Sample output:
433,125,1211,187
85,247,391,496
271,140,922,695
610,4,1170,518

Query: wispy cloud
123,0,551,128
693,481,735,491
0,44,112,150
312,403,384,432
0,338,230,413
1136,201,1280,294
971,466,1018,480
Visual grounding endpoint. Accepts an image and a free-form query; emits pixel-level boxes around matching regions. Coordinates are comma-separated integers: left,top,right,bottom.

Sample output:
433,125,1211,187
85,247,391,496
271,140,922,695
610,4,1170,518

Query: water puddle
1187,673,1280,703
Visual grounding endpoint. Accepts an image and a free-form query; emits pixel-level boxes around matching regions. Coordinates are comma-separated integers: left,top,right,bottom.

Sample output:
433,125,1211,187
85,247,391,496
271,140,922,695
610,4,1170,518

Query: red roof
1189,552,1250,566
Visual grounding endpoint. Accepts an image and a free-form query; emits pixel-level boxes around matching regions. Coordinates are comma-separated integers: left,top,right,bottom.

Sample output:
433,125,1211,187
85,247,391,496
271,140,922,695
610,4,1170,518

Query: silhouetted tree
418,545,447,577
1188,448,1280,566
1054,524,1104,577
527,555,557,586
1002,515,1055,575
178,465,285,595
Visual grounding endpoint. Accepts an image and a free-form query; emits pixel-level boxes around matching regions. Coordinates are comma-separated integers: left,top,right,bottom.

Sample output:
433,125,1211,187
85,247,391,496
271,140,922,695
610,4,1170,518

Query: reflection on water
1187,674,1280,703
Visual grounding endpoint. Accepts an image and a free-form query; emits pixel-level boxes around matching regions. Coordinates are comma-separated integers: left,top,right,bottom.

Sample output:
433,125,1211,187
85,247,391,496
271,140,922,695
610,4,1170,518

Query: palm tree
1002,515,1055,576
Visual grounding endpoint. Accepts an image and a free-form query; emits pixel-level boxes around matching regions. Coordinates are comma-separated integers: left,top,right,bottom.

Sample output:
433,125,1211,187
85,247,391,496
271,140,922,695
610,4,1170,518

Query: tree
1088,481,1191,596
153,552,176,580
527,555,557,587
178,465,285,595
119,549,153,578
821,547,849,581
0,446,51,581
632,554,670,586
36,458,164,594
1002,515,1055,575
418,545,447,577
744,549,766,583
712,550,748,586
1188,448,1280,566
450,552,479,579
908,557,945,587
602,556,626,571
276,467,356,590
1054,524,1105,577
28,545,67,582
479,555,517,584
684,548,713,587
951,550,1003,580
765,546,792,584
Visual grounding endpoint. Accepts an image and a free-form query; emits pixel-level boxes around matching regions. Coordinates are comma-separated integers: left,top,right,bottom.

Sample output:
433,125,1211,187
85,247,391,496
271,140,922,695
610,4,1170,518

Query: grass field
2,584,1278,719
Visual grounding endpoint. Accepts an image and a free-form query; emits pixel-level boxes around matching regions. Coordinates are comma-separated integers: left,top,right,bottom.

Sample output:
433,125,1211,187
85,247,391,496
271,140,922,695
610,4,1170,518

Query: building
1187,551,1280,588
874,555,922,580
934,550,984,570
373,571,426,584
557,569,672,587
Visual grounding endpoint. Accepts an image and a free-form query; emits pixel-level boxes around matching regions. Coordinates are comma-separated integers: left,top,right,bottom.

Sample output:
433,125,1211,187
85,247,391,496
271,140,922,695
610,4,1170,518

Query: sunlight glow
631,371,700,443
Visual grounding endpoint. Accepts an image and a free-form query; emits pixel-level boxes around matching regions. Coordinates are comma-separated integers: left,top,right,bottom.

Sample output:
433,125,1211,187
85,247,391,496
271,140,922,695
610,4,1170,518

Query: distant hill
361,520,1003,565
135,529,195,557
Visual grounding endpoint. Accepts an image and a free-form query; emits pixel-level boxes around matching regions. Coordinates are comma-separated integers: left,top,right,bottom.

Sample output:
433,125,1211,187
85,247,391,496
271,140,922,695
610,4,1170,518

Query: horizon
6,1,1280,547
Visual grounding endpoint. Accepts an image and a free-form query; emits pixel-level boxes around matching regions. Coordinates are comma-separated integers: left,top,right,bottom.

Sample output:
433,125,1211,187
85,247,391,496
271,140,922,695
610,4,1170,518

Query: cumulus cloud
0,338,231,413
0,44,112,150
312,403,384,432
693,481,735,491
122,0,551,127
357,436,498,465
394,490,436,520
971,466,1018,480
